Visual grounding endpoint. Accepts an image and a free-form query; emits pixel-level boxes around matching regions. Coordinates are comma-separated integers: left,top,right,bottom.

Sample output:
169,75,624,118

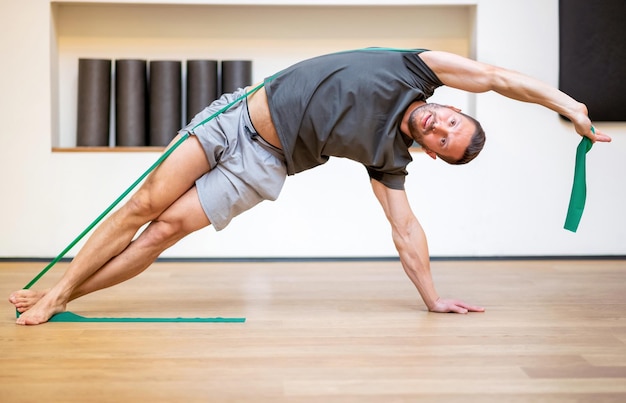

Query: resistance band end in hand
564,127,594,233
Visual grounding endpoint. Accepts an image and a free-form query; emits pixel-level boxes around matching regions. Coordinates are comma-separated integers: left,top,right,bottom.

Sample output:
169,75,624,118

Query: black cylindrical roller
221,60,252,95
76,58,111,147
186,60,218,123
149,60,182,147
115,59,147,147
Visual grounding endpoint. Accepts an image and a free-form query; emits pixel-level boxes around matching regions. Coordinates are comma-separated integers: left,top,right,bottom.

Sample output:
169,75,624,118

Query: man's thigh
136,134,211,215
155,186,211,232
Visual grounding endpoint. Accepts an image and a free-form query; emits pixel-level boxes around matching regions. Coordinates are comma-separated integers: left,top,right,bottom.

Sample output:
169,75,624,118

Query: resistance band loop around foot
564,128,594,232
19,83,266,322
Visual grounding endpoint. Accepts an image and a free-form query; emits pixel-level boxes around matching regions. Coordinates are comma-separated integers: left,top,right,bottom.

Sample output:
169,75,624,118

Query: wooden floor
1,259,625,402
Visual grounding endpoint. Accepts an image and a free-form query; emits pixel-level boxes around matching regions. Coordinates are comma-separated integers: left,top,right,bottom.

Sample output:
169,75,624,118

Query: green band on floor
48,311,245,323
564,131,594,233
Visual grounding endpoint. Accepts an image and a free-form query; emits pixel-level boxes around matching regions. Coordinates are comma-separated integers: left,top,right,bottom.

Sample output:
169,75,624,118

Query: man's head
408,103,486,164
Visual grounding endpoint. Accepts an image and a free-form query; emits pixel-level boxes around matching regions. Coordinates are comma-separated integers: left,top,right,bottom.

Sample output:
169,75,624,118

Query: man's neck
400,100,427,138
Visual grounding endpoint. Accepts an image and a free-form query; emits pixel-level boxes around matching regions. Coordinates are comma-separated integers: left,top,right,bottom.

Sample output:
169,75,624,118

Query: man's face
409,103,476,162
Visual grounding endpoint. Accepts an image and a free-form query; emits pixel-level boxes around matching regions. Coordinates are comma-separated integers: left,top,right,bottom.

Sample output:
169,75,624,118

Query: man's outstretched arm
370,179,484,314
419,51,612,143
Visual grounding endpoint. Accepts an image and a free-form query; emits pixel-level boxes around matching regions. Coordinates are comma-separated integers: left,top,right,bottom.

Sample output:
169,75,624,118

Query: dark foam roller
186,60,218,123
115,59,147,147
76,58,111,147
149,60,182,147
221,60,252,95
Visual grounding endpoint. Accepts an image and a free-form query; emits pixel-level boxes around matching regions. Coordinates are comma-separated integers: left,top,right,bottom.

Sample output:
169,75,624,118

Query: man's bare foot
9,289,48,313
14,291,67,325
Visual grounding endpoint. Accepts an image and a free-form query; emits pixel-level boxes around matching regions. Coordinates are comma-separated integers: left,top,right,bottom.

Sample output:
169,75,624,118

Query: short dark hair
439,113,486,165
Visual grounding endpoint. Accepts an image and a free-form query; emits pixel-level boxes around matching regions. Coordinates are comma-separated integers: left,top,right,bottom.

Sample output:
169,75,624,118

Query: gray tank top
264,48,443,189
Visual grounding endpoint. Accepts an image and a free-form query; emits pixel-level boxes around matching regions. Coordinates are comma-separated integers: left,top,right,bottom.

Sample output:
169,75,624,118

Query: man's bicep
419,51,496,93
370,179,414,225
366,167,406,191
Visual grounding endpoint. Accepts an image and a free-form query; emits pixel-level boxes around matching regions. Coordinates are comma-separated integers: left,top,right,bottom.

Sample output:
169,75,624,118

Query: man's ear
424,149,437,160
445,105,462,113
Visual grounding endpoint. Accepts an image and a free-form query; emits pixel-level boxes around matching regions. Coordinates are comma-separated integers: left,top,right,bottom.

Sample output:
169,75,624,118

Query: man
10,48,611,325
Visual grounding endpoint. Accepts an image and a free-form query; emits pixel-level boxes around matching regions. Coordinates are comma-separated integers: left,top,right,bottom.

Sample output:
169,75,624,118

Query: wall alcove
51,1,475,149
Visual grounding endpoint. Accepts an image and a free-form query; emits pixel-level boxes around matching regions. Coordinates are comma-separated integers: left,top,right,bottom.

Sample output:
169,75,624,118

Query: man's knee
123,191,161,222
141,219,186,249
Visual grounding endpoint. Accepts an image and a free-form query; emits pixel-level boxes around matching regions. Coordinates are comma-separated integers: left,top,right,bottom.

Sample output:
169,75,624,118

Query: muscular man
9,48,611,325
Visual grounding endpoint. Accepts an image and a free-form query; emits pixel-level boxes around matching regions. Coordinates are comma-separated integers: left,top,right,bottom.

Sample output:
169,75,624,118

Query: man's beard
408,103,438,145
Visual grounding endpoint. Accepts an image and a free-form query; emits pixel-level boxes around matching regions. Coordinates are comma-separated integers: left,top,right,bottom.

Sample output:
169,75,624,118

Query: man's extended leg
11,134,211,325
11,186,210,312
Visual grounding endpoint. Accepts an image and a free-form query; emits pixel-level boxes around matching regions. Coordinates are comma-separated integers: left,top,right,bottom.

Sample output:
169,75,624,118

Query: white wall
0,0,624,259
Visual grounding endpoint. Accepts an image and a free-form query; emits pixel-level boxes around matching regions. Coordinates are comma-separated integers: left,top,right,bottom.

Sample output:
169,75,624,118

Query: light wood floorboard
1,259,625,402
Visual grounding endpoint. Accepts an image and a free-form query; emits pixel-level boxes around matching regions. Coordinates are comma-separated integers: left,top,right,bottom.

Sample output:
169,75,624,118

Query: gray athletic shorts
179,88,287,231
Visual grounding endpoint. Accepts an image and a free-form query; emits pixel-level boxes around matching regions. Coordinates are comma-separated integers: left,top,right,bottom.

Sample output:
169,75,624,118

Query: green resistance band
18,83,266,323
564,128,594,232
48,311,244,323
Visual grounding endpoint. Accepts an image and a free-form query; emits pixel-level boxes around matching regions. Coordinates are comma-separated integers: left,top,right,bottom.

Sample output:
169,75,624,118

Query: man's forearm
393,228,439,310
492,68,586,122
371,180,484,314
